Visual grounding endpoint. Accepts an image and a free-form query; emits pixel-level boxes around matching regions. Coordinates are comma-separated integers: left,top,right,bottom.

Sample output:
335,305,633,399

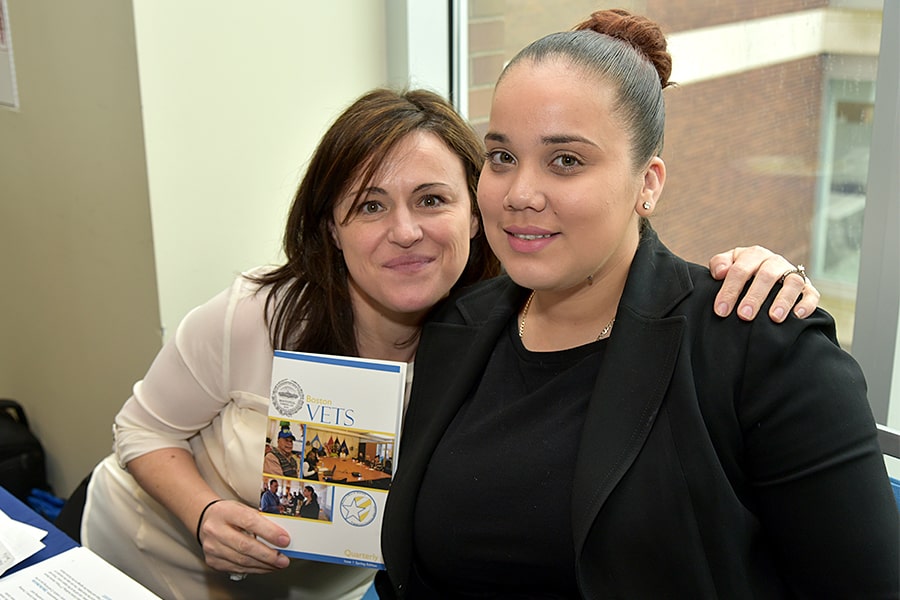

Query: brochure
259,351,406,569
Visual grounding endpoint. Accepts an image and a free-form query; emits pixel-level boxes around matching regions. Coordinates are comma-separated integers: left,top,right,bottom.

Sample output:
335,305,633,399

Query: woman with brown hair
79,88,498,600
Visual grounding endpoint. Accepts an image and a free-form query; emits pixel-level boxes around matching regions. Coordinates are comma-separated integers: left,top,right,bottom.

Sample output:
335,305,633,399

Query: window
404,0,898,438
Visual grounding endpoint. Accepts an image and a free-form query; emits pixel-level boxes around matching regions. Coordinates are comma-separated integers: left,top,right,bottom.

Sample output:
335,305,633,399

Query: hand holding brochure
259,351,406,569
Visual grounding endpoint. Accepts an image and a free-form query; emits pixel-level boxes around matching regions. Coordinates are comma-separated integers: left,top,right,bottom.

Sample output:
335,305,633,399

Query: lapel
570,230,693,551
402,277,525,457
383,278,526,589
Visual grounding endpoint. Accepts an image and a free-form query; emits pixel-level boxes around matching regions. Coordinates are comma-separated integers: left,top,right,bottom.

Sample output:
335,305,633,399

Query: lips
383,255,435,272
503,226,557,253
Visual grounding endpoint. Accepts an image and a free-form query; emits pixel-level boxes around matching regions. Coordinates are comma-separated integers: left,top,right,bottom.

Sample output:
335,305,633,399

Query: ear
328,219,342,250
469,210,480,239
636,156,666,215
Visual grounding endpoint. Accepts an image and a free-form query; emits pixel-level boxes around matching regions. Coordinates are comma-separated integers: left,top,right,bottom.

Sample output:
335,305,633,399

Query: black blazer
379,229,899,599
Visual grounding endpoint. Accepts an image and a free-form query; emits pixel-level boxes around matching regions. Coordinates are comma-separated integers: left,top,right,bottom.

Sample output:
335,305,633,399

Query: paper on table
0,546,162,599
0,509,46,576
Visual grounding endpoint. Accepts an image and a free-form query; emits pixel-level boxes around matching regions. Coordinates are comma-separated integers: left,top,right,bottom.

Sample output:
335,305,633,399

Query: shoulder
172,267,283,378
174,269,268,340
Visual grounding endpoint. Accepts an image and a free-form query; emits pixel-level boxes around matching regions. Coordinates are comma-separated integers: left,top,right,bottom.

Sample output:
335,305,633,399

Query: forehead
367,130,465,184
491,59,619,134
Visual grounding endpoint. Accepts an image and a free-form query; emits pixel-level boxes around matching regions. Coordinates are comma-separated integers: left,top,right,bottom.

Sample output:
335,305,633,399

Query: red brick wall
653,56,823,266
647,0,829,32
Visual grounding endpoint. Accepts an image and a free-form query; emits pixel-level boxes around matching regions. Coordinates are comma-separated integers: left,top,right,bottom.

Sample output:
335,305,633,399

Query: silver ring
779,264,807,285
230,573,247,582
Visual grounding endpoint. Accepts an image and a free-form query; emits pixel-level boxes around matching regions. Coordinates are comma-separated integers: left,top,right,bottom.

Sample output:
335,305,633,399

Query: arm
128,448,290,574
114,279,290,575
740,313,898,595
708,246,820,322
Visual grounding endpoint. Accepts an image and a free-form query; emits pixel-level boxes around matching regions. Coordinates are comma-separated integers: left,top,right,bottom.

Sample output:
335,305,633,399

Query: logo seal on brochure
271,379,304,416
339,491,377,527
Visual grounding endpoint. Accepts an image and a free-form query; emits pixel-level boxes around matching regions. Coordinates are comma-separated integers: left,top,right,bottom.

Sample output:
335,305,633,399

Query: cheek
476,176,504,219
337,227,375,265
433,217,476,262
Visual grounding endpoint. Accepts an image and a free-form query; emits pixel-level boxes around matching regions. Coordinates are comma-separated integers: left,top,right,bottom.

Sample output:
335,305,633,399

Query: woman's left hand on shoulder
709,246,820,323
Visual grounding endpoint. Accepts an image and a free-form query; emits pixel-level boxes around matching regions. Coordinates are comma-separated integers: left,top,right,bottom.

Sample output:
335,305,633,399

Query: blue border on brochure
274,350,402,373
280,548,384,570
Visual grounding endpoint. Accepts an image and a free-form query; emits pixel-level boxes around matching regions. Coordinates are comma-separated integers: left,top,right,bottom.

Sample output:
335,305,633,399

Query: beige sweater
82,271,375,600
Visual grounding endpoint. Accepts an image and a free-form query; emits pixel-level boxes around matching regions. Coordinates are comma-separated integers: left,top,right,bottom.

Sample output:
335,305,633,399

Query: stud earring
642,201,652,210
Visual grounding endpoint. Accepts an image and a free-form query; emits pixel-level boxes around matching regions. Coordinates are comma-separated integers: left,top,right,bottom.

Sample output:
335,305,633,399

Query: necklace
518,290,615,340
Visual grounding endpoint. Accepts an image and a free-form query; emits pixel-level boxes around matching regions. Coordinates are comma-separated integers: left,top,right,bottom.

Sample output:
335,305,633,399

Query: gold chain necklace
518,290,615,341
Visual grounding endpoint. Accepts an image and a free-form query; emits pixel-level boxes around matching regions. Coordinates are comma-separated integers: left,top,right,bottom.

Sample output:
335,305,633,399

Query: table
318,457,391,483
0,485,77,576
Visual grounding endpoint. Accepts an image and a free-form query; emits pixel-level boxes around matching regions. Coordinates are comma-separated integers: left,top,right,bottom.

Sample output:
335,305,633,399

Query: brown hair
250,88,500,354
500,9,673,169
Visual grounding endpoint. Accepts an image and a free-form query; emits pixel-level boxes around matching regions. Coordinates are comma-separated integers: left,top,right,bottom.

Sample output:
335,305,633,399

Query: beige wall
1,1,389,498
133,2,388,342
0,1,161,497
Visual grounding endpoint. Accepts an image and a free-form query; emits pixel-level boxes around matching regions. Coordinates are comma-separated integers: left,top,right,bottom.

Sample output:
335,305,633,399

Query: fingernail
773,306,785,321
795,307,806,318
276,554,290,568
714,264,726,278
739,305,753,319
715,302,729,317
277,535,290,547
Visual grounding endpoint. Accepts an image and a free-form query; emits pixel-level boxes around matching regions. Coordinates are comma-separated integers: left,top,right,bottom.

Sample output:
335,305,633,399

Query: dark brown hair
501,8,673,170
250,88,500,354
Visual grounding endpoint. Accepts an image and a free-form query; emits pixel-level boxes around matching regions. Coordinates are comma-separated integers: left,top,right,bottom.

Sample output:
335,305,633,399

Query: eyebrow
484,131,599,148
358,182,451,196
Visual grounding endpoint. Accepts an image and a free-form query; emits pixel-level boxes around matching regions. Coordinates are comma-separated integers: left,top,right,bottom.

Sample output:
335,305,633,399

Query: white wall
132,1,389,340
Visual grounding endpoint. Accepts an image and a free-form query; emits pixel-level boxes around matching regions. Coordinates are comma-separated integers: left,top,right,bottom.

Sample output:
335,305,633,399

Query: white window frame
852,0,899,426
385,0,452,99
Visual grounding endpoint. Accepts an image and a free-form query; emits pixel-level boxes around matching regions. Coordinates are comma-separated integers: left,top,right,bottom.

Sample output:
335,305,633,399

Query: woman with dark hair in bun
378,9,898,598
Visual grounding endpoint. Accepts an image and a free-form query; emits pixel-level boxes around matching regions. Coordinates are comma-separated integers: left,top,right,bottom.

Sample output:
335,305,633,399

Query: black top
413,319,606,598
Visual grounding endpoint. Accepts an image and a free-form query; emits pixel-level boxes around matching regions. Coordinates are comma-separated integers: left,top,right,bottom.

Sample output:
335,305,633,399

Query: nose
503,166,546,212
387,206,424,247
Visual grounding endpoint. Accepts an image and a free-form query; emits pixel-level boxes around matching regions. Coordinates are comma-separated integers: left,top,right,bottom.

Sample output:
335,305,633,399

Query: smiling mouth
511,233,553,240
384,256,434,270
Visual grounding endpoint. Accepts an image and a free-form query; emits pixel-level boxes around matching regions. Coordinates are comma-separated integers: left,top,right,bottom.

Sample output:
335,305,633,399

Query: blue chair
362,582,380,599
876,423,900,510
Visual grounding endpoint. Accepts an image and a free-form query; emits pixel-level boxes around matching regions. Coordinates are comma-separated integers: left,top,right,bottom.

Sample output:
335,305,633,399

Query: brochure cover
259,350,406,569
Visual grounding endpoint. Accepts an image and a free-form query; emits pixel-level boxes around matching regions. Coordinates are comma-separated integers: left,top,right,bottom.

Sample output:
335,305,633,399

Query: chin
386,292,447,317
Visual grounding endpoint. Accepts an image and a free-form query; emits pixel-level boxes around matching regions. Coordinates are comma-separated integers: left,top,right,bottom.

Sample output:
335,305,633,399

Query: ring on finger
779,264,807,285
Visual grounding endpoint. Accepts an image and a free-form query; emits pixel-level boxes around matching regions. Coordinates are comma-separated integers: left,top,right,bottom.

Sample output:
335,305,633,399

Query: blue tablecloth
0,485,78,576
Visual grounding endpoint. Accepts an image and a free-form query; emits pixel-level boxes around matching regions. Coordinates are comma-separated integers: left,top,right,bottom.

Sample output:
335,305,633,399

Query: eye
486,150,516,165
359,200,384,215
551,154,582,170
419,195,445,208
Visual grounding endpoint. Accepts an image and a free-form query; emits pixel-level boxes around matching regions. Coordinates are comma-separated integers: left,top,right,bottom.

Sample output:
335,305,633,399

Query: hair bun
573,9,672,89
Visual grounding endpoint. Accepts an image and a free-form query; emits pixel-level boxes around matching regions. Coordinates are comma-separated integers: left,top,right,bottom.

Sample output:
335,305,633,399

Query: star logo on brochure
271,378,304,416
339,491,377,527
